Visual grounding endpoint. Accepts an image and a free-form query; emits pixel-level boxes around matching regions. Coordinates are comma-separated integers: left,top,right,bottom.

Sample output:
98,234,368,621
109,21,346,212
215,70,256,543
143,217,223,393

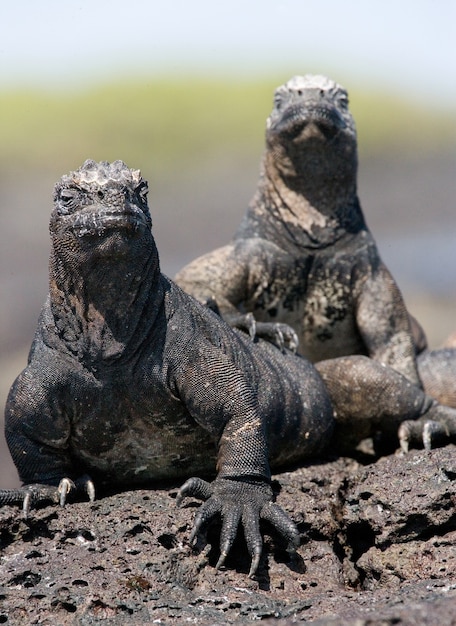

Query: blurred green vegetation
0,78,455,179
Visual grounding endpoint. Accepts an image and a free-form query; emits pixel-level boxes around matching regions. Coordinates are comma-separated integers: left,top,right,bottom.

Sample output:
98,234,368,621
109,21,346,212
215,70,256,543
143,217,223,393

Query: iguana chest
246,252,366,361
66,366,216,484
298,264,366,361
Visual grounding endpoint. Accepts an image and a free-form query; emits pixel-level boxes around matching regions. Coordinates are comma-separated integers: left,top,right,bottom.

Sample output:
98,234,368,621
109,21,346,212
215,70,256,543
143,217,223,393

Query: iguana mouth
72,206,148,238
275,104,346,141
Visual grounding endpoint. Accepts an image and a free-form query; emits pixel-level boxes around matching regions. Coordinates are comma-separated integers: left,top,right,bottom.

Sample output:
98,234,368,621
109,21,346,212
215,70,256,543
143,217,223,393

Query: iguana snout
69,203,149,238
268,97,348,142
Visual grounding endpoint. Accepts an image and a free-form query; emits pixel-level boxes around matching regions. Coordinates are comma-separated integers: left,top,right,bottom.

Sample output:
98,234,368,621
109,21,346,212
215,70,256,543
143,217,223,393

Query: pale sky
1,0,455,106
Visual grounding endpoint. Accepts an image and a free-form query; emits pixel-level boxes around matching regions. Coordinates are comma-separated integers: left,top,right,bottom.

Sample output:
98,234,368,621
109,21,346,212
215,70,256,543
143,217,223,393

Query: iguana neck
49,243,162,364
244,153,365,249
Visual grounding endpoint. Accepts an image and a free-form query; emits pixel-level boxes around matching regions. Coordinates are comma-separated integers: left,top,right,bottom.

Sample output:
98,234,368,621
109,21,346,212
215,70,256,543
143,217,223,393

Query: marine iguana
1,159,335,577
1,160,454,576
175,74,456,446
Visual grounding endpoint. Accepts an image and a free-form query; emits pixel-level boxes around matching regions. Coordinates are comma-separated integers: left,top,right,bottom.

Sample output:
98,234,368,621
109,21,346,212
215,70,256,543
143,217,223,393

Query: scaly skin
2,160,454,578
2,160,335,577
175,74,456,442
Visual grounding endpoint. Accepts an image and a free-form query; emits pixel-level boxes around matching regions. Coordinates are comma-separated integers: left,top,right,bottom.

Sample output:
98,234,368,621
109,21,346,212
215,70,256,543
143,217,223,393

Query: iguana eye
60,192,74,204
337,94,349,110
274,94,283,110
58,189,79,214
136,182,149,205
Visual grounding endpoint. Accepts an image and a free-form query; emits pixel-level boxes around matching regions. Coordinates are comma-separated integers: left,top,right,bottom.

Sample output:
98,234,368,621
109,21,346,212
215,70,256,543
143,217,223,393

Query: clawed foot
208,302,299,353
0,474,95,518
228,313,299,353
176,476,300,577
254,322,299,353
398,405,456,453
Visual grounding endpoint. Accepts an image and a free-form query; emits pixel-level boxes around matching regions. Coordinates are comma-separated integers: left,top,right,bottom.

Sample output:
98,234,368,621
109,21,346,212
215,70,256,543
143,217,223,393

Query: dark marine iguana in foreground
1,161,455,577
3,160,332,575
175,74,456,448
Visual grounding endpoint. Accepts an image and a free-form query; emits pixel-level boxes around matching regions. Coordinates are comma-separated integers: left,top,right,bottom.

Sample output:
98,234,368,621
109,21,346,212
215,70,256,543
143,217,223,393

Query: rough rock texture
1,445,455,625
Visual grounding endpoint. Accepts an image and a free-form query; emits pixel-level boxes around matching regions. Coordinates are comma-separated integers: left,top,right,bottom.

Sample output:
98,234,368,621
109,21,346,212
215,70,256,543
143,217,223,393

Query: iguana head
48,161,160,360
51,159,152,250
265,75,357,183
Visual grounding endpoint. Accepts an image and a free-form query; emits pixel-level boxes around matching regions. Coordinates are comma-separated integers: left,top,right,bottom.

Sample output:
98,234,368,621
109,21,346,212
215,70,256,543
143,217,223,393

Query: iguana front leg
176,241,299,352
175,349,299,576
356,263,421,386
3,369,95,516
316,355,456,452
417,347,456,408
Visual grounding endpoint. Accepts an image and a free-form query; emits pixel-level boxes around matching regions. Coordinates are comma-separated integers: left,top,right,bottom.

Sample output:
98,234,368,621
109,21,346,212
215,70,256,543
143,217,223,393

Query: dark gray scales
175,74,456,450
1,159,454,578
2,160,334,577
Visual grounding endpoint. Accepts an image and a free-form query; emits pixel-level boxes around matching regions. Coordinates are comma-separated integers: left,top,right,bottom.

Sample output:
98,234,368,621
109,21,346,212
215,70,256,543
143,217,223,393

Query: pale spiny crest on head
60,160,143,189
275,74,347,101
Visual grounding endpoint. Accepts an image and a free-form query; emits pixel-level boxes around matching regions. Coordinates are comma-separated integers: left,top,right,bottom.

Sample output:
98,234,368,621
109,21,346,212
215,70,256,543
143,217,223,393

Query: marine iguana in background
175,74,456,445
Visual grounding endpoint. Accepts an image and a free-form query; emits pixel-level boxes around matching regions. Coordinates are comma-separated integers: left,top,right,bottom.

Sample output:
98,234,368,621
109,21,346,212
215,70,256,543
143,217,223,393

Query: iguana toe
217,507,242,568
228,312,257,341
176,476,213,507
242,503,263,577
58,478,76,506
260,501,301,553
189,497,222,546
398,421,412,453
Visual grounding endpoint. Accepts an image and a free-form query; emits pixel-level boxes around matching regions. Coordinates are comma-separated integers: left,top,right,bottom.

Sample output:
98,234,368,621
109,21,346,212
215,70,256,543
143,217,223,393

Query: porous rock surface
0,446,455,625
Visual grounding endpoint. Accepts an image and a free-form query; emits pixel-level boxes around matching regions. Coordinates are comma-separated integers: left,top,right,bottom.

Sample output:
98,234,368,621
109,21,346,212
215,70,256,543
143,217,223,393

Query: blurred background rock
1,0,455,487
